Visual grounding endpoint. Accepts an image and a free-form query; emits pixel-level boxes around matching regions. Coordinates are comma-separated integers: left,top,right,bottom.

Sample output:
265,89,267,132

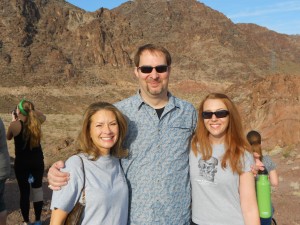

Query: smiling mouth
101,137,113,140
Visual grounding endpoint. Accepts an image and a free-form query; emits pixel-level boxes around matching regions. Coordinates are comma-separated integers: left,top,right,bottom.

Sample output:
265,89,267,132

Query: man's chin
148,89,163,96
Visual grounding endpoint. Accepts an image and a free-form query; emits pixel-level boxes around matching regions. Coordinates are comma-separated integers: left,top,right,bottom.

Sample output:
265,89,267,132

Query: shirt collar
135,90,180,111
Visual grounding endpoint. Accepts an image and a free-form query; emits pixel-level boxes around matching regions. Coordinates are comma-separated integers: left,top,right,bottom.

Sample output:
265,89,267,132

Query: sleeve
242,151,255,173
263,155,277,171
0,119,7,151
0,119,10,179
50,155,85,212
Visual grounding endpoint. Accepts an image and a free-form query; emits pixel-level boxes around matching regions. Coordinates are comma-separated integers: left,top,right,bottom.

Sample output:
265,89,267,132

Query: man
48,44,197,224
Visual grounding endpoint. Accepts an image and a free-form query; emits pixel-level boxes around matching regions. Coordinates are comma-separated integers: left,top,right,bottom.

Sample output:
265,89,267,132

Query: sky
65,0,300,35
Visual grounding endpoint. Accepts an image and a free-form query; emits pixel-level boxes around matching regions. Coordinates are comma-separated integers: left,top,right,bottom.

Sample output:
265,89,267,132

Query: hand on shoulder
47,160,69,191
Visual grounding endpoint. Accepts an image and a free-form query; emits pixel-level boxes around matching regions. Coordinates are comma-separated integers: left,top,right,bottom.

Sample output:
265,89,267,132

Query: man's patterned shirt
115,92,197,225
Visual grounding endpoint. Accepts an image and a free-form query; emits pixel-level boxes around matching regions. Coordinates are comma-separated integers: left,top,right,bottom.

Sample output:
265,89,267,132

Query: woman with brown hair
247,130,279,225
246,130,278,187
50,102,129,225
7,99,46,225
190,93,259,225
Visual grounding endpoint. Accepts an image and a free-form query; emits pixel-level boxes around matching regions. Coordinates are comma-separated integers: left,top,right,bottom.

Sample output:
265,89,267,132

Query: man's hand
47,161,69,191
251,152,265,176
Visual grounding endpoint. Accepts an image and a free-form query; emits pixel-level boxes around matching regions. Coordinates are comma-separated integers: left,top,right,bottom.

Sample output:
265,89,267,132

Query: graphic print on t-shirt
198,157,218,183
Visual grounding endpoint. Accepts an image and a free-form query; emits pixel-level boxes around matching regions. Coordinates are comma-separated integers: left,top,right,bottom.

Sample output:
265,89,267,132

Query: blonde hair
77,102,128,160
191,93,251,174
20,100,42,149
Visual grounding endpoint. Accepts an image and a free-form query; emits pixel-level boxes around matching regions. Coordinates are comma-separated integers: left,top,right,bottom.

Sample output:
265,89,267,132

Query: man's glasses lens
202,110,229,119
139,65,168,73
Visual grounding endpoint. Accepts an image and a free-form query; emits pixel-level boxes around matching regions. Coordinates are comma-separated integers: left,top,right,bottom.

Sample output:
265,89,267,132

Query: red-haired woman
190,93,260,225
7,99,46,225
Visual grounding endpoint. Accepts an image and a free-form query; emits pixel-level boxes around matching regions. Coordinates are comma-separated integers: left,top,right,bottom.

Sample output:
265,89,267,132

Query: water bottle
256,170,272,218
28,174,34,184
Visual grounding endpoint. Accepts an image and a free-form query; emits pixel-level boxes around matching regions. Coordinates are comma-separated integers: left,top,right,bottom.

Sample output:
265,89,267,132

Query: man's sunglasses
202,110,229,119
138,65,169,74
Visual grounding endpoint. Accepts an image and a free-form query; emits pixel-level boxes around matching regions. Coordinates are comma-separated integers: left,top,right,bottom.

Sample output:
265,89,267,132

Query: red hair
191,93,251,174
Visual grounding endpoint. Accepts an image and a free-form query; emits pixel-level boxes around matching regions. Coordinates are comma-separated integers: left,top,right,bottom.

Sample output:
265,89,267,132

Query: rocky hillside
1,0,300,85
0,0,299,150
1,1,299,224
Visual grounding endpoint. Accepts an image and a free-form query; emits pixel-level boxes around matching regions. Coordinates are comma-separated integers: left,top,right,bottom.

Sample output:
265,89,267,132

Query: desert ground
2,111,300,225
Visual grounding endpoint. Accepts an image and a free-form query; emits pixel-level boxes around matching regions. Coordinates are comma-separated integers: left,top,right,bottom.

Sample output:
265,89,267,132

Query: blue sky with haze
66,0,300,35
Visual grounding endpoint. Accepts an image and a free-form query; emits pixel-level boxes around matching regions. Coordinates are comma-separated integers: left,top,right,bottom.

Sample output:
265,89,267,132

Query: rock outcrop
1,0,300,86
0,0,299,150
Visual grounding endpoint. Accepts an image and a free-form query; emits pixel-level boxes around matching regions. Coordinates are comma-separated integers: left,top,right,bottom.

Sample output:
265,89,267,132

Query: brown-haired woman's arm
50,208,68,225
6,120,21,140
269,169,279,187
35,109,46,124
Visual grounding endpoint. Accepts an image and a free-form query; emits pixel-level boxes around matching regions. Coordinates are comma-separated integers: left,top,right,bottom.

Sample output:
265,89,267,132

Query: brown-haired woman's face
89,109,119,155
203,99,229,143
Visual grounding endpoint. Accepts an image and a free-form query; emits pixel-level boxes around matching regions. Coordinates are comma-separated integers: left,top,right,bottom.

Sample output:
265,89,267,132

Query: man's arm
47,161,70,190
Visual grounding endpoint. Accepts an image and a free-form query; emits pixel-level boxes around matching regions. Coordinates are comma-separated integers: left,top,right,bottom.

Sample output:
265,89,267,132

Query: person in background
6,99,46,225
50,102,128,225
190,93,260,225
247,130,279,225
0,118,10,225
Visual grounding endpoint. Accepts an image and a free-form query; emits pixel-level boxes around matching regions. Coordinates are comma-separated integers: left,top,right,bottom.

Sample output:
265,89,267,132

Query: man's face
134,50,170,100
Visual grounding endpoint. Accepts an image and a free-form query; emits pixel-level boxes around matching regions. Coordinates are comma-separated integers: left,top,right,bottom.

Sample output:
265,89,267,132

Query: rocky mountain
0,0,299,150
1,1,300,224
1,0,300,84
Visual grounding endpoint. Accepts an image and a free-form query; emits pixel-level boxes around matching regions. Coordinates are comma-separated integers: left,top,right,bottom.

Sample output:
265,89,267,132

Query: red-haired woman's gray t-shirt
189,144,254,225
